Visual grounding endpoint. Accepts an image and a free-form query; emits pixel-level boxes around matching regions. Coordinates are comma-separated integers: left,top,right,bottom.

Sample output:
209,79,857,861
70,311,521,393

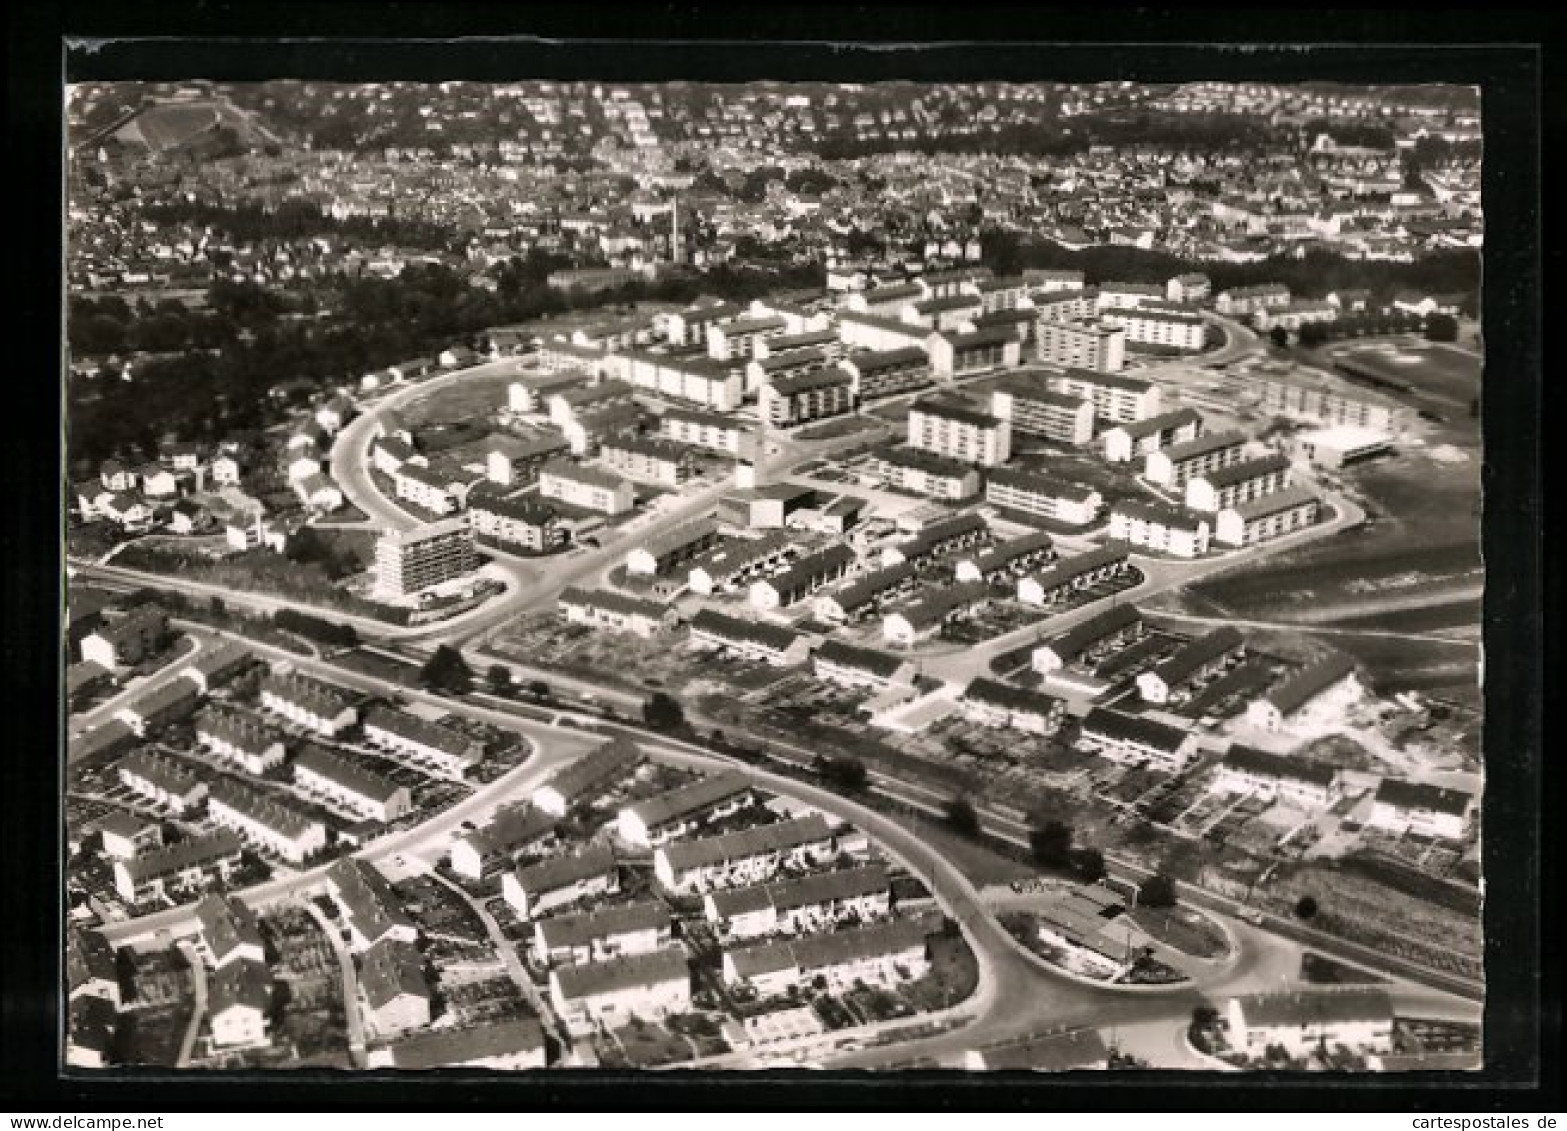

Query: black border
7,4,1558,1112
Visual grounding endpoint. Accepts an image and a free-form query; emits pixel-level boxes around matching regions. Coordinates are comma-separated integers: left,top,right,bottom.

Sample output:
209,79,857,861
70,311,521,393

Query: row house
706,864,892,941
531,739,642,817
617,771,756,849
722,913,940,998
1215,485,1321,547
537,460,636,516
1101,407,1204,464
372,1019,547,1072
533,900,674,967
1211,744,1342,809
361,704,479,776
1108,499,1213,558
688,533,797,595
327,859,419,953
1137,626,1247,705
448,803,555,881
259,670,359,736
959,678,1068,735
293,745,412,823
559,586,677,638
504,843,619,920
1144,430,1250,490
749,543,858,611
881,512,988,569
1185,453,1292,513
810,640,917,692
955,531,1056,583
180,641,251,695
985,467,1103,527
115,680,200,737
1032,603,1147,675
207,779,327,865
1016,542,1132,607
813,562,919,625
989,378,1096,446
883,581,991,647
118,751,208,814
1048,369,1161,424
549,947,691,1036
113,830,244,904
467,491,567,554
654,814,837,895
1078,708,1196,772
195,706,287,775
1247,653,1362,733
625,518,721,577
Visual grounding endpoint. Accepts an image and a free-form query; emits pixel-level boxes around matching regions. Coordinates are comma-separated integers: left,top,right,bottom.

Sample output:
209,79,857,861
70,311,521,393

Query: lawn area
1300,950,1389,985
1126,904,1231,960
901,929,979,1012
399,371,514,428
890,812,1038,889
604,1018,697,1068
794,416,886,442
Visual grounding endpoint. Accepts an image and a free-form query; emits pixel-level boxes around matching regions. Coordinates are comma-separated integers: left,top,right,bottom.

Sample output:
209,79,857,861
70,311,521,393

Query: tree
1295,895,1320,921
642,691,685,732
1269,326,1290,348
419,644,473,695
1424,312,1459,342
817,756,869,793
528,679,552,701
1029,820,1075,868
1139,872,1179,909
1298,321,1331,349
486,664,513,696
943,797,980,838
1070,847,1107,884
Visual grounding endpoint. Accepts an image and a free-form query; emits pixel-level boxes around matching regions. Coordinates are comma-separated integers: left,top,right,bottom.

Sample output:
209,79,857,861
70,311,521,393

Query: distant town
64,79,1483,1074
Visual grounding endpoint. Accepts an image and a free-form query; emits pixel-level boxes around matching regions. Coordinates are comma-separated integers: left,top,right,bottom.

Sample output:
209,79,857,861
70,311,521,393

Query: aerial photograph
62,77,1486,1074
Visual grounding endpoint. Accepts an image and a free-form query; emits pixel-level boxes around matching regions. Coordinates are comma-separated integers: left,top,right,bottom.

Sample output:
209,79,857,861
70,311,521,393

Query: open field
1329,340,1481,408
399,371,514,428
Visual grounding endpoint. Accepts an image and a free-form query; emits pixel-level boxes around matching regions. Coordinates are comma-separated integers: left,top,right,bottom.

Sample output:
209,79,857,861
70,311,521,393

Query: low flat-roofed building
1226,988,1394,1058
1288,425,1394,470
964,1026,1111,1072
1077,707,1194,771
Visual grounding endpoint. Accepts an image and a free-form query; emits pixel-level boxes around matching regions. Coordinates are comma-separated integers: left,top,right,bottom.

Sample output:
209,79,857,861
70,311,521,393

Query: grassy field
400,372,514,428
1330,340,1481,408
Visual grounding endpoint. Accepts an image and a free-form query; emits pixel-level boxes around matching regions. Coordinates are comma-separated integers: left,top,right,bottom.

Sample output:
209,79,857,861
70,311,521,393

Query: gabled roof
1194,453,1291,489
1104,407,1204,442
624,771,753,831
328,858,415,942
559,586,669,621
363,706,478,758
194,894,263,964
812,639,909,680
1373,778,1474,818
119,830,243,884
536,900,672,950
536,739,642,805
1080,707,1189,753
1228,484,1321,521
66,928,118,992
513,843,616,896
709,864,889,919
962,677,1066,718
1264,653,1358,715
1232,987,1393,1028
360,939,430,1010
658,813,833,874
209,957,272,1016
294,744,405,803
1112,498,1208,532
821,562,918,614
385,1018,546,1069
552,947,689,1000
1149,627,1246,688
208,778,321,840
1222,744,1338,789
971,1026,1111,1071
1159,430,1249,464
689,609,801,653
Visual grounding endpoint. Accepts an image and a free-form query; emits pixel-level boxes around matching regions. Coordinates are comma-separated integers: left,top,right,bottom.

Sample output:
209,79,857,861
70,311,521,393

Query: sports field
1329,339,1481,408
